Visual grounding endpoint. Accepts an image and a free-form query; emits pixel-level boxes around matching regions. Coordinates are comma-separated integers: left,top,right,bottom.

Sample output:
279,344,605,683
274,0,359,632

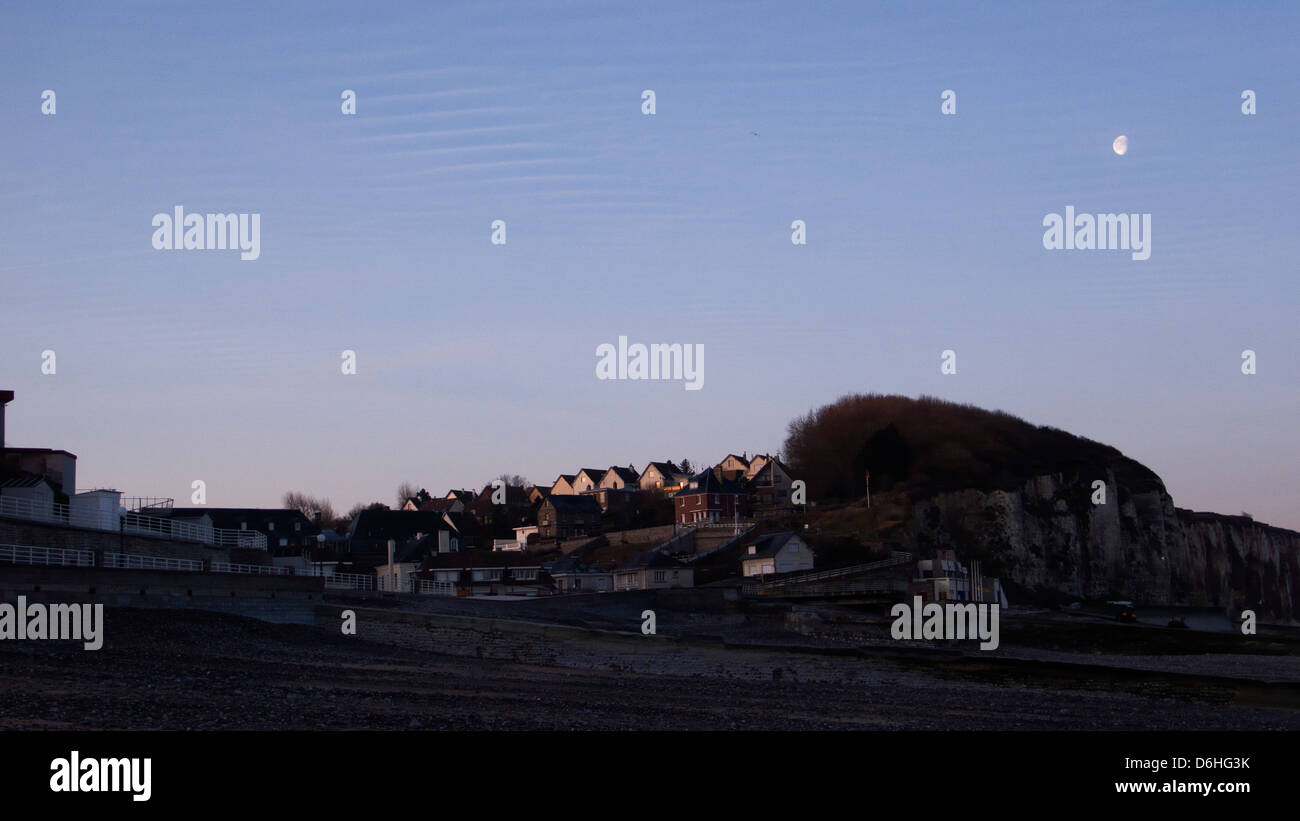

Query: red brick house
672,471,748,526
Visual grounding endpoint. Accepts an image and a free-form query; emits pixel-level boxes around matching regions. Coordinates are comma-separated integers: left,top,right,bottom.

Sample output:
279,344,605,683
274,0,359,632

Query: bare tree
495,473,528,488
282,491,337,526
397,481,420,508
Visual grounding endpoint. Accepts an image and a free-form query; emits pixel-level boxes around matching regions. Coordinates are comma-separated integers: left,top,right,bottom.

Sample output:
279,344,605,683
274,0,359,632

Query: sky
1,1,1297,527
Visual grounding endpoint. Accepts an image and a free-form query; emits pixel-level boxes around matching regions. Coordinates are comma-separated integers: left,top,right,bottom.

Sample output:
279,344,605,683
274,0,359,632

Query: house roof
0,472,54,490
348,509,452,541
720,453,750,467
3,447,77,458
475,483,531,507
544,495,602,514
168,507,318,534
674,470,746,497
640,461,684,479
574,468,606,482
552,474,577,486
748,457,792,483
603,466,640,484
743,532,800,560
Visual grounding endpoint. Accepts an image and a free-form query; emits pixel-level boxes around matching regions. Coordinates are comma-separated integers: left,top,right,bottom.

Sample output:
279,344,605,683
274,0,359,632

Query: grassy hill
783,393,1164,503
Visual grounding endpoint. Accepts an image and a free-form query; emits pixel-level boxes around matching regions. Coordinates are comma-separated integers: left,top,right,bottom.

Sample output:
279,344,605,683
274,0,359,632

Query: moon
1112,135,1128,156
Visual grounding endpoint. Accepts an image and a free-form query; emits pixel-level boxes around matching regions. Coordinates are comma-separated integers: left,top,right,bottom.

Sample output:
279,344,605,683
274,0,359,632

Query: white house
741,532,814,577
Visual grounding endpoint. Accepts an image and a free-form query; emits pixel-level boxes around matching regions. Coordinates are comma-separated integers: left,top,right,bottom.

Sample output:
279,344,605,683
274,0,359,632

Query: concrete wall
601,524,676,546
0,516,233,565
0,564,325,624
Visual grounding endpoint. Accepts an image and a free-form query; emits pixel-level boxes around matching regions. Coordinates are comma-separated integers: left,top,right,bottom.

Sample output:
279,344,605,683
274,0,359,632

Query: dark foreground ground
1,607,1297,730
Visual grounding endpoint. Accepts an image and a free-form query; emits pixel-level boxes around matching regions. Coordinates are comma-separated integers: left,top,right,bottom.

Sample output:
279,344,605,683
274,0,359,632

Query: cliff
783,394,1300,623
909,471,1300,623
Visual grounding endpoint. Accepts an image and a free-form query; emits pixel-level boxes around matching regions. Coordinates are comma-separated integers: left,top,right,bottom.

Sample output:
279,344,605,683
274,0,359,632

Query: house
546,556,614,594
550,474,578,496
401,488,435,511
747,458,796,507
714,453,751,482
744,454,771,481
0,391,77,499
493,525,539,552
638,461,689,493
741,532,815,577
527,485,551,505
346,508,467,555
599,465,640,491
588,487,640,513
373,539,431,592
417,550,545,595
0,473,57,518
911,550,1009,607
672,470,749,526
571,468,606,494
167,507,320,555
471,482,534,524
537,495,602,539
613,551,694,591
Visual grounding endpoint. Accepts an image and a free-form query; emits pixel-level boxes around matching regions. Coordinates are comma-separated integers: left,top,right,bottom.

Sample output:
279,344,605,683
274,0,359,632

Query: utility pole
865,470,871,509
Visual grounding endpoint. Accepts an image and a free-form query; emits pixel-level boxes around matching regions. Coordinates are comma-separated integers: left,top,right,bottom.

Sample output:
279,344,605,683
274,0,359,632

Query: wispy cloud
354,123,548,143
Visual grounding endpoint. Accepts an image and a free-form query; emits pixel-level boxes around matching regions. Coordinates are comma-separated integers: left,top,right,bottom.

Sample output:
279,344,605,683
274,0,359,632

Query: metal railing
103,552,203,572
120,497,174,513
0,543,94,567
0,494,265,549
757,552,913,588
212,562,290,576
323,572,374,591
411,578,456,596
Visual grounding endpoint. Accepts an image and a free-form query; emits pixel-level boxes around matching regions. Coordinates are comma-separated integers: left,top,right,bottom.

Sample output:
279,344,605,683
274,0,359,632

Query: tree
679,459,693,475
282,491,336,526
397,481,420,508
495,473,528,488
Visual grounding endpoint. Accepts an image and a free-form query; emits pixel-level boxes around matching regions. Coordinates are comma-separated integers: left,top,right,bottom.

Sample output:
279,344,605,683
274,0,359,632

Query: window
279,538,287,547
268,522,274,531
653,571,666,583
295,522,301,531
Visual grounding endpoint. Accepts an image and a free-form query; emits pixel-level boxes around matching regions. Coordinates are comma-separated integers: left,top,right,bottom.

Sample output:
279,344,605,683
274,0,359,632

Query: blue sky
2,1,1297,527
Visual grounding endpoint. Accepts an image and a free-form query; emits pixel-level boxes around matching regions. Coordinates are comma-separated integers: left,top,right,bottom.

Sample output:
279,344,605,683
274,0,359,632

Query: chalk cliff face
908,468,1300,623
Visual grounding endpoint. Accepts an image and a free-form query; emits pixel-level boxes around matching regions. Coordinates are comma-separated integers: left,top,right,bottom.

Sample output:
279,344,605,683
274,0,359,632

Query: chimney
0,390,13,456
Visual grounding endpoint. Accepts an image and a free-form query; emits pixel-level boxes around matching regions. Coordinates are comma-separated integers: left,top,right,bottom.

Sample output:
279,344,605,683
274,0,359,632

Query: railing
758,552,913,588
0,494,265,549
0,543,94,567
120,497,174,513
746,577,907,598
212,562,290,576
323,572,373,591
103,552,203,572
411,578,456,596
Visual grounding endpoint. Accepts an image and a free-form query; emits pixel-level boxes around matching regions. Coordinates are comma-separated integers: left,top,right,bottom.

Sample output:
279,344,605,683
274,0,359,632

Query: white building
741,532,815,577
